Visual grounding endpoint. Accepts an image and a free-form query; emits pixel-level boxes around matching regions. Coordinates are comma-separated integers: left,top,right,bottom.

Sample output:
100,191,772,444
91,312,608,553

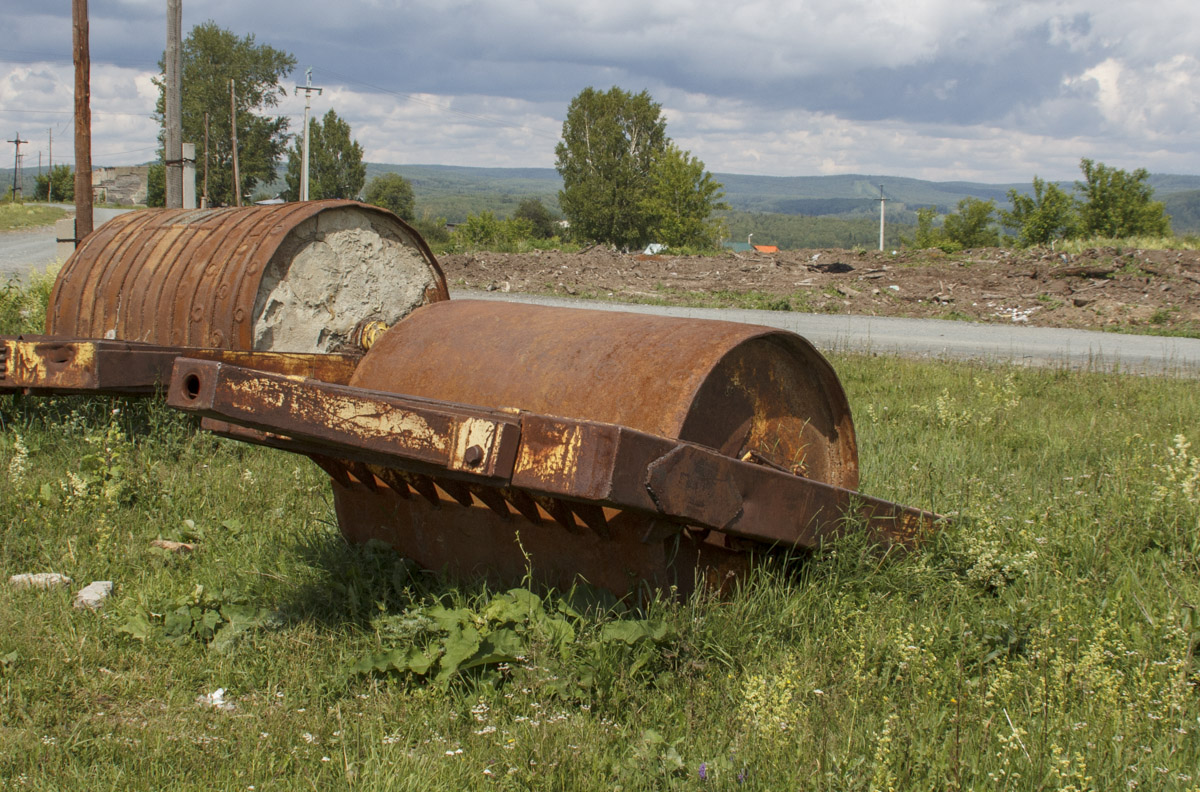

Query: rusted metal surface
352,300,859,489
0,336,359,394
47,201,448,350
168,358,521,481
166,359,938,555
332,482,751,597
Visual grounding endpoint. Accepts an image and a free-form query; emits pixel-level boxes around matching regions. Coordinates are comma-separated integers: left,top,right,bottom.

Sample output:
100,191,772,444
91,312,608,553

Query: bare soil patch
441,246,1200,335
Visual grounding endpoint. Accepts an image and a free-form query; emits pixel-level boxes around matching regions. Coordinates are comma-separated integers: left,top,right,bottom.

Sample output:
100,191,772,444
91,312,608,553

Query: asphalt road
452,290,1200,379
0,206,129,280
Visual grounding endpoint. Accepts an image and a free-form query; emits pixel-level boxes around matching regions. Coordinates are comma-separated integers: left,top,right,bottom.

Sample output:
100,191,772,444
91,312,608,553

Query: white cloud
4,0,1200,180
1069,55,1200,138
0,61,159,166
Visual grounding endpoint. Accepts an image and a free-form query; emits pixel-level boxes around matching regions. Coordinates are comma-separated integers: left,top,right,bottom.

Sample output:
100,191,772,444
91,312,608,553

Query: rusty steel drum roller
353,300,858,488
327,299,864,594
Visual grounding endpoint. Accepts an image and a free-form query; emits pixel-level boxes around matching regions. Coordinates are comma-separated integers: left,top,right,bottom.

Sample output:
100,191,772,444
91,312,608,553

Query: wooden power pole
73,0,93,241
230,79,241,207
6,133,28,201
164,0,183,207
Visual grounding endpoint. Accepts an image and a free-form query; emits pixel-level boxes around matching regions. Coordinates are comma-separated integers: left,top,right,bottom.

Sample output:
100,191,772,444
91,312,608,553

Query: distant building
92,166,149,205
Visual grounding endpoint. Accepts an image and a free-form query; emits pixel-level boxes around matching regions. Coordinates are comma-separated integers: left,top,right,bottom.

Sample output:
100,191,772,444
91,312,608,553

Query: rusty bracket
510,415,934,548
167,358,521,481
167,359,939,550
0,336,361,395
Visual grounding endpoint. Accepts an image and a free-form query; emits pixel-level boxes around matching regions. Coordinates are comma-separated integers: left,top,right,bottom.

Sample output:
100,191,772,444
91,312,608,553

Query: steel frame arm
166,358,939,550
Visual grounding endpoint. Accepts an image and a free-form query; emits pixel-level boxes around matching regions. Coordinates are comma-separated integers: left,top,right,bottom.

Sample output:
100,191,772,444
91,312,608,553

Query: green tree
942,197,999,249
146,164,165,207
34,165,74,202
513,198,559,239
450,211,534,253
363,173,416,221
902,207,944,249
411,212,451,246
284,110,365,201
641,144,728,248
1001,176,1077,247
156,22,295,206
556,87,726,250
555,87,667,249
1075,158,1171,238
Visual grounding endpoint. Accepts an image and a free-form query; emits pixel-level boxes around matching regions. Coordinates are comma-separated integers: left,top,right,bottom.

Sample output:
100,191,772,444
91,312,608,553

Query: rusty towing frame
1,202,940,596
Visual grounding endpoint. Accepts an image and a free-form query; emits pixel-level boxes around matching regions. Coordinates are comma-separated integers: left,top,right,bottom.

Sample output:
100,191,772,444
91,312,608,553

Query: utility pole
202,111,209,208
7,133,29,201
230,79,241,207
164,0,183,207
294,67,323,201
73,0,93,241
47,127,52,203
878,184,887,251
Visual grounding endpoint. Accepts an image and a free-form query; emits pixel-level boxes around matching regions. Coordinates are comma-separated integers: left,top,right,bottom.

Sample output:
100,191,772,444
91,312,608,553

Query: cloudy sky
2,0,1198,183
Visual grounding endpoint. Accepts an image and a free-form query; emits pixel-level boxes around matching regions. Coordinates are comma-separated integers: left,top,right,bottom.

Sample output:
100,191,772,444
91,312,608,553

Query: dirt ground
441,246,1200,334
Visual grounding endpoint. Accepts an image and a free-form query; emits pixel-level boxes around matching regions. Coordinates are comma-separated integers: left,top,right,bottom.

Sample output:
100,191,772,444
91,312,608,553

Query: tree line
905,159,1172,252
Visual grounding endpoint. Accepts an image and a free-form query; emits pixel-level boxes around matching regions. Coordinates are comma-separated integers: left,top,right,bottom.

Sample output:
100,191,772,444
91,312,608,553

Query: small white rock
9,572,73,590
73,581,113,610
197,688,236,712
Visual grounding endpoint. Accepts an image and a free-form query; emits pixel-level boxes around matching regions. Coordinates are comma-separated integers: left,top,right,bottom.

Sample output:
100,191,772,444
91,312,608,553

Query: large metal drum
353,300,858,488
333,299,860,594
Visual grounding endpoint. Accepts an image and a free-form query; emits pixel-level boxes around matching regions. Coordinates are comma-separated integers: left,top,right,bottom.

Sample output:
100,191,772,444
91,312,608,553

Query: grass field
0,203,68,233
2,285,1199,789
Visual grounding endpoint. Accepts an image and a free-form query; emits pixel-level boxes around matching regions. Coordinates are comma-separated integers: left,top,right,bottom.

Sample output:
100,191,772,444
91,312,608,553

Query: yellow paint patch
6,341,96,387
515,423,583,483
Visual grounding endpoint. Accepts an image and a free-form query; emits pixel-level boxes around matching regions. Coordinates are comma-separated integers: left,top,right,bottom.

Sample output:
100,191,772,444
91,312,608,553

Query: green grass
3,270,1200,789
569,283,824,313
1054,234,1200,253
0,203,69,232
0,267,57,334
2,353,1199,789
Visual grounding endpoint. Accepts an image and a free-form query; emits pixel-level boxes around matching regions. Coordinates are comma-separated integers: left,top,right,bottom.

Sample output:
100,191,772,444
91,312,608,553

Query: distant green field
0,203,68,232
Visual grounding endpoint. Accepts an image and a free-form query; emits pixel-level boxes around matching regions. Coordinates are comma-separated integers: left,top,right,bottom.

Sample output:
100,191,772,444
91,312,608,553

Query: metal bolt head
463,445,485,467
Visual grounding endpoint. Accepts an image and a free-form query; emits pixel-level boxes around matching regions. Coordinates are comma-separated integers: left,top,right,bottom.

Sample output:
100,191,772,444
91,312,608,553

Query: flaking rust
2,202,941,597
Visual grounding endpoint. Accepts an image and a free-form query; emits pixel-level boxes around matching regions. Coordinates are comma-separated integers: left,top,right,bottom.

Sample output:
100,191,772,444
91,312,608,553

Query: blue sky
2,0,1198,182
